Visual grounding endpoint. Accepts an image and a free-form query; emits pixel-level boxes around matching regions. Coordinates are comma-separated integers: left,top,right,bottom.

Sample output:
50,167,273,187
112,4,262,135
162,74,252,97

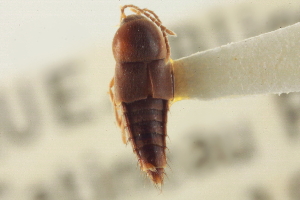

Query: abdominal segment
123,97,168,185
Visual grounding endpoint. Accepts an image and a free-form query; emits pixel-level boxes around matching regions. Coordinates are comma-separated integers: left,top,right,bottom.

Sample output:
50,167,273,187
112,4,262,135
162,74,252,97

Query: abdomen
122,97,168,185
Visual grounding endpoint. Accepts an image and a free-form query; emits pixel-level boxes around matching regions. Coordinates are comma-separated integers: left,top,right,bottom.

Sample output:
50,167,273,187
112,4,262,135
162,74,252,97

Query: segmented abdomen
122,97,168,184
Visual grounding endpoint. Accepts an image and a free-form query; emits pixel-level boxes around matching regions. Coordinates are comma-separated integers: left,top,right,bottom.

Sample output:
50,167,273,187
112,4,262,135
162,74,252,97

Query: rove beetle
109,4,175,187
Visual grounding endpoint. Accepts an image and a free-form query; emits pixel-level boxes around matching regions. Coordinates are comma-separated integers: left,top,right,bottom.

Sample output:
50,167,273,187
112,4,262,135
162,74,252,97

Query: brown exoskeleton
109,4,175,187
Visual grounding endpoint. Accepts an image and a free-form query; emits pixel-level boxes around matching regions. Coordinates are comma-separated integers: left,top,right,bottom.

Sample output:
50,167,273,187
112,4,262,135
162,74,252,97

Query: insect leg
119,110,127,144
109,78,115,103
109,78,128,144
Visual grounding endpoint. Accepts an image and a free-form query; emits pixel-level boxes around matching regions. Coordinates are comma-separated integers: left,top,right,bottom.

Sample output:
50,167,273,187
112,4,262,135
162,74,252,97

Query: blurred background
1,0,300,199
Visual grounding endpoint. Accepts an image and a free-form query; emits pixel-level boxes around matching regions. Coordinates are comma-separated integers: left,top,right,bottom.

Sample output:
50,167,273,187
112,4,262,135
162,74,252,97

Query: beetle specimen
109,4,175,187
